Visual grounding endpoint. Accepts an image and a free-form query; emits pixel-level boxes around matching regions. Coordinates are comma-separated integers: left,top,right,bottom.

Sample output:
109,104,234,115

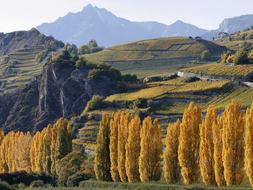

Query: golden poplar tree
109,112,120,182
178,102,202,185
245,103,253,187
0,129,5,173
117,112,132,182
30,131,42,173
0,132,10,172
222,101,244,186
213,116,226,186
55,118,72,161
199,106,216,185
94,113,112,181
42,125,53,174
36,132,43,173
7,132,16,172
163,120,180,183
139,117,162,182
15,132,32,172
30,119,73,175
125,116,141,182
50,125,58,175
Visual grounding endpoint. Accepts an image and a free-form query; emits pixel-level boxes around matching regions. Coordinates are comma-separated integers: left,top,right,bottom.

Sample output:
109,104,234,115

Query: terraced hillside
0,47,44,92
207,86,253,109
74,77,233,152
216,28,253,51
85,37,227,78
0,29,64,93
180,63,253,80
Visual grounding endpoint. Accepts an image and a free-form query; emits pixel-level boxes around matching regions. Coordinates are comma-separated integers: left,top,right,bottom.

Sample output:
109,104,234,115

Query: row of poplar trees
95,102,253,187
94,112,163,183
0,118,72,175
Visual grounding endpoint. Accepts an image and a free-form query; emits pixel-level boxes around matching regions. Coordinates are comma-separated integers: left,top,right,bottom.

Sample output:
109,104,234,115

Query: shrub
67,172,89,187
17,183,25,189
234,50,249,64
65,44,78,57
122,74,138,83
76,57,87,69
88,40,98,49
133,98,148,109
79,40,103,55
53,50,71,63
86,62,98,70
0,172,55,186
29,180,44,188
78,45,90,55
84,96,107,112
0,182,16,190
88,66,121,81
56,151,86,186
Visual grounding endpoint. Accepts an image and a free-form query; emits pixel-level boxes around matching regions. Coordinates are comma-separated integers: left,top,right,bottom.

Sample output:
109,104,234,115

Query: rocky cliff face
0,58,121,132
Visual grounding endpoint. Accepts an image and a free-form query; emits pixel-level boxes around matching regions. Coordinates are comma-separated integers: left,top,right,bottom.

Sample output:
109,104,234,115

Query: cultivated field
85,37,226,78
106,78,230,102
181,63,253,78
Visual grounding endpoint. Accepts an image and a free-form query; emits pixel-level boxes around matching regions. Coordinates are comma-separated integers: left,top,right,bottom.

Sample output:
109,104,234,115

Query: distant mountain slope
202,15,253,39
219,15,253,33
37,4,208,47
162,20,207,37
0,29,64,94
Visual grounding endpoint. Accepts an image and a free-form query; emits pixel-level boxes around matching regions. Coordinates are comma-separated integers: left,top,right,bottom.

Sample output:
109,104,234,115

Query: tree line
0,118,72,176
94,101,253,187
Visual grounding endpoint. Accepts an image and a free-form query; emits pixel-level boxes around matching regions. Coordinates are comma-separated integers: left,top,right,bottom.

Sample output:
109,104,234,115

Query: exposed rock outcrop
0,58,121,132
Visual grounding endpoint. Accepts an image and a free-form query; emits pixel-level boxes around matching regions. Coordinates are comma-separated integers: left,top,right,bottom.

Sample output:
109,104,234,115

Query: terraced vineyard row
0,47,45,93
106,78,230,102
207,86,253,109
181,63,253,78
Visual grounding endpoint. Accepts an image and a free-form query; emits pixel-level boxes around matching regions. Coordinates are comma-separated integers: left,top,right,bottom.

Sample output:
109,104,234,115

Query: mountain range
37,4,207,47
37,4,253,47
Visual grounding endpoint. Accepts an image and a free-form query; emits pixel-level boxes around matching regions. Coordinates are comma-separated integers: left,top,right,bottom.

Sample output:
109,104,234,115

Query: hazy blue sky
1,0,253,32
